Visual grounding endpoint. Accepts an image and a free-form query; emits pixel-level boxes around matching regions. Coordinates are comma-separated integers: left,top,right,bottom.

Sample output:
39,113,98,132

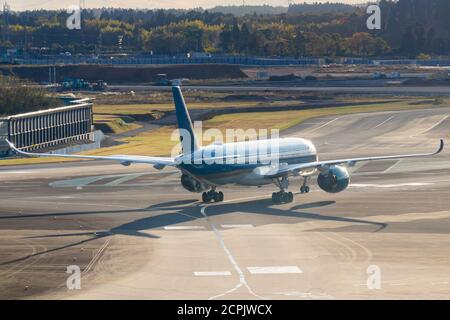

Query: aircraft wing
265,139,444,178
5,140,177,167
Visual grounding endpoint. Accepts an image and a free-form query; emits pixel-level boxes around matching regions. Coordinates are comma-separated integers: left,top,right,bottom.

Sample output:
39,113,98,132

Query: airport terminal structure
0,99,94,156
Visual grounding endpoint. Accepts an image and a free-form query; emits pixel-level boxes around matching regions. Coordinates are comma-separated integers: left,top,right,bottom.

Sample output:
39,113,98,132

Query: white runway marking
164,226,205,230
431,281,449,285
382,160,401,174
419,115,449,134
247,266,303,275
350,182,433,188
389,283,408,286
221,224,254,229
104,173,144,186
0,170,32,174
201,196,269,300
373,115,394,129
0,198,135,209
120,172,180,187
307,116,342,133
50,176,108,188
194,271,232,276
49,171,178,188
83,238,111,275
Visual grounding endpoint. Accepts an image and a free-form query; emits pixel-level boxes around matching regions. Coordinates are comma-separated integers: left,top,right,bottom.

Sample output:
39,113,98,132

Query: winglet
5,139,16,151
4,139,28,157
436,139,444,155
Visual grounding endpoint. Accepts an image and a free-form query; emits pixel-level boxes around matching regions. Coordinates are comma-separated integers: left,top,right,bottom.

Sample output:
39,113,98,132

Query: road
1,106,450,299
111,85,450,96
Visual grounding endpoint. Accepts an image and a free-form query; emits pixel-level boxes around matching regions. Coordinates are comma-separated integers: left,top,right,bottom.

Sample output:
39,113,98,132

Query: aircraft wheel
272,192,281,204
218,191,224,202
202,192,211,203
305,186,310,193
288,192,294,202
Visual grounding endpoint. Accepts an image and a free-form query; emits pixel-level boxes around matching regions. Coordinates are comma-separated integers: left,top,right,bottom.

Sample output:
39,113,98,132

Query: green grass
93,100,304,115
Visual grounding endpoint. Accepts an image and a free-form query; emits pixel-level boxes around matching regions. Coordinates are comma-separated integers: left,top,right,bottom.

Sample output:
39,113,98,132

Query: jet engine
317,165,350,193
181,174,209,193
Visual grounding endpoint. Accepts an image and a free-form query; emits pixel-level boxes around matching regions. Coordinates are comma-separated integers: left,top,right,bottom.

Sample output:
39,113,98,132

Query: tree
239,23,251,53
401,29,418,57
344,32,389,57
219,25,233,52
2,2,449,57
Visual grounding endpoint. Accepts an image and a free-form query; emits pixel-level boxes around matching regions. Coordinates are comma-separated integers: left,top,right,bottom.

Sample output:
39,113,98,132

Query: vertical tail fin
172,86,198,153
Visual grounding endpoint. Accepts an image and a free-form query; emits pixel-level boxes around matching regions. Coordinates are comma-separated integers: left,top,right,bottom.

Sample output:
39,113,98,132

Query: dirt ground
0,64,247,84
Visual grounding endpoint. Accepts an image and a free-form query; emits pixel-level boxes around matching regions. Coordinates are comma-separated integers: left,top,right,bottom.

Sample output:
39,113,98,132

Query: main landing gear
271,176,311,204
272,191,293,204
202,188,224,203
272,176,294,204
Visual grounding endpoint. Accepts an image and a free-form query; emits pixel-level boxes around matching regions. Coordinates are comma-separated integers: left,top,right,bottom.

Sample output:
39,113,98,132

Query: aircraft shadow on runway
0,198,386,266
204,198,387,233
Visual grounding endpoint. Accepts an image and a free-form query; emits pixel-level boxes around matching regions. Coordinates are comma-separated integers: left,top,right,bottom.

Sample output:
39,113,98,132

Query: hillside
210,5,287,16
288,2,357,14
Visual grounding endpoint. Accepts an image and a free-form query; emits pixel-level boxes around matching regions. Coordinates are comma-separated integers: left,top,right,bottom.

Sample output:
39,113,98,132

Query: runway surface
1,106,450,299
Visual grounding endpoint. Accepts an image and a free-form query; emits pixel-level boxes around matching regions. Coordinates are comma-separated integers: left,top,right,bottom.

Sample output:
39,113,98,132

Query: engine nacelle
317,165,350,194
181,174,209,193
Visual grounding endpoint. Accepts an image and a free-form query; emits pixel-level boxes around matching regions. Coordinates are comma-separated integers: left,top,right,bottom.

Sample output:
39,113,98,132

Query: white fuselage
178,138,318,186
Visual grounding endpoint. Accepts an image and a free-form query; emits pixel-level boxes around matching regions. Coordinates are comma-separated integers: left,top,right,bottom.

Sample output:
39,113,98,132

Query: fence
0,100,94,157
6,55,450,67
7,55,320,66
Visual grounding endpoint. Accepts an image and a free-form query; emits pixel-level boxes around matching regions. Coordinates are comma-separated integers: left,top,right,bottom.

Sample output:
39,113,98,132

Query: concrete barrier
47,130,105,155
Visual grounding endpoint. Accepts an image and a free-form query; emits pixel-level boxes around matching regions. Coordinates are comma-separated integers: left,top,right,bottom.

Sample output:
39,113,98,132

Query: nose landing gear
300,176,310,193
300,186,310,193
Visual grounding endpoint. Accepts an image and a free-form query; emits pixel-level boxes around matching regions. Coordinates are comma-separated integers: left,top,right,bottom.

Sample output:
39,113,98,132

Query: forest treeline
0,0,449,58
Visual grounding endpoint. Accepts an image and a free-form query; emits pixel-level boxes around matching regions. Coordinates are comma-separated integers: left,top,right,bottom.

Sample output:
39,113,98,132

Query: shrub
0,77,61,116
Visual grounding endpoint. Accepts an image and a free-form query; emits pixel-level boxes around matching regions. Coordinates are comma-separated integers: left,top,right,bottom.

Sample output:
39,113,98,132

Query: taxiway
1,106,450,299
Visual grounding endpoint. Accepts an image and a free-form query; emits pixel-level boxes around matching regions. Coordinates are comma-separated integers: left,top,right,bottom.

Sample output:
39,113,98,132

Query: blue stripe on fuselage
179,154,318,181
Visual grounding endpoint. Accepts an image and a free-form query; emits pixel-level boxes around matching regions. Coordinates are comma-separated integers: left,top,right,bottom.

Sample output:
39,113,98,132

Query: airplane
5,86,444,204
